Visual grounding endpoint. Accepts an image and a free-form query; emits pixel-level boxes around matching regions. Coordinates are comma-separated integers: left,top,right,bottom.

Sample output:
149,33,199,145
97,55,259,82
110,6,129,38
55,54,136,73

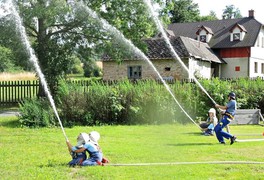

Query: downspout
247,47,250,77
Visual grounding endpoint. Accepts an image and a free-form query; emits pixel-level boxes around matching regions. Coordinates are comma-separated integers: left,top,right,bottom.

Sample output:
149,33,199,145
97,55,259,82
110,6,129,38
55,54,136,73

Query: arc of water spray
73,2,200,129
143,0,217,106
8,1,68,140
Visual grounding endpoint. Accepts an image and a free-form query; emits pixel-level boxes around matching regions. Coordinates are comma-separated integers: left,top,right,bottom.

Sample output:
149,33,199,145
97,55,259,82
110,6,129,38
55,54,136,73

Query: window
262,63,264,74
200,35,206,42
257,37,260,47
165,67,171,71
128,66,142,79
233,33,240,41
235,66,240,71
254,62,258,73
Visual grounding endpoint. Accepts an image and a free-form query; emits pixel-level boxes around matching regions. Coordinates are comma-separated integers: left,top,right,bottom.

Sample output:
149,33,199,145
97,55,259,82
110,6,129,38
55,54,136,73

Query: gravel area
0,110,20,117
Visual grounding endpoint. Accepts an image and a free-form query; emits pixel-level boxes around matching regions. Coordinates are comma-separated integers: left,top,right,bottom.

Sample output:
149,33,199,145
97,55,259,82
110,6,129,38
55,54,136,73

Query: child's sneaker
96,160,102,165
102,157,110,163
230,136,236,145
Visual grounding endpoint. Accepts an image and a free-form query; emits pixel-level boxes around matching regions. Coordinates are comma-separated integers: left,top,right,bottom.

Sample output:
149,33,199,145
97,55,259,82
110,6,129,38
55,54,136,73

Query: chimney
249,10,254,18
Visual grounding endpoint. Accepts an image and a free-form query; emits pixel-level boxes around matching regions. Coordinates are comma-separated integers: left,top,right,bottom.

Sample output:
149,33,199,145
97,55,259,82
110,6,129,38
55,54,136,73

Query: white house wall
189,58,211,79
250,28,264,78
221,58,249,78
254,27,264,48
249,56,264,77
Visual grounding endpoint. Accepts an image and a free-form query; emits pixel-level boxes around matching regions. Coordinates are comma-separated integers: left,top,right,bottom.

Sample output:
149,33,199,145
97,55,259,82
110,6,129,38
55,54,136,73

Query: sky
192,0,263,23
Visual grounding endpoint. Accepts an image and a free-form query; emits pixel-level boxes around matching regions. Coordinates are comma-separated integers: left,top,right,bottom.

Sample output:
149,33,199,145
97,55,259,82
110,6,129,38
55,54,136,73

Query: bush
56,80,95,126
56,79,195,126
67,55,84,74
27,77,264,127
83,61,102,77
18,98,56,128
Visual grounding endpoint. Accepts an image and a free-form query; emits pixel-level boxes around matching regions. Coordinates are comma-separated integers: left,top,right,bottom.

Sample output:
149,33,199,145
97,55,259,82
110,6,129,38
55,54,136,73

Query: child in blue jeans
67,131,109,166
200,108,218,136
67,132,89,167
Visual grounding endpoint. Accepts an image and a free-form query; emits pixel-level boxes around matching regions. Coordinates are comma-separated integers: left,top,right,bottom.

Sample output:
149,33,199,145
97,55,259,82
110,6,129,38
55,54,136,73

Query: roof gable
230,23,247,32
196,25,214,35
179,36,222,63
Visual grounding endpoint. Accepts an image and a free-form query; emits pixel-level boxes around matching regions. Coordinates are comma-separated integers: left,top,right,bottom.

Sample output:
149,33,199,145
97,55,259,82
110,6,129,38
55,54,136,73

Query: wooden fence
0,80,39,106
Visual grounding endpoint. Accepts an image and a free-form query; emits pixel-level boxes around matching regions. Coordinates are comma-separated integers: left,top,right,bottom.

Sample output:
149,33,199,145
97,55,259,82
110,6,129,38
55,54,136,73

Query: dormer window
233,33,240,41
200,35,206,42
230,23,247,42
196,25,214,43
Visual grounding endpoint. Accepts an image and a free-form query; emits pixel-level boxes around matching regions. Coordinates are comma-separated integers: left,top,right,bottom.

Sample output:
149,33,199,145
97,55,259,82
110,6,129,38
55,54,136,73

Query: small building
102,36,222,81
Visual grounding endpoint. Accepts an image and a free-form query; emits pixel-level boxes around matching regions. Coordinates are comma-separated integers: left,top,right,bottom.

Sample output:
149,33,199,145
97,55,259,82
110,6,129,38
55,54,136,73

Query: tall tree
198,11,218,21
0,13,31,70
8,0,157,95
159,0,200,23
222,5,242,19
0,45,15,72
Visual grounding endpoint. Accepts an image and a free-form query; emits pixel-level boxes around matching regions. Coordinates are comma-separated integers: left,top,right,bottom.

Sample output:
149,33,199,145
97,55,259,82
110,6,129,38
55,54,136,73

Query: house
102,36,222,80
102,10,264,81
168,10,264,79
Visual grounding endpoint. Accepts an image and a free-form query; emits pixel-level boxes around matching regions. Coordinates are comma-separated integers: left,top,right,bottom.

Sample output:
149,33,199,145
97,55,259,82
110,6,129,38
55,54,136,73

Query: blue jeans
82,152,103,166
214,115,233,143
68,153,87,166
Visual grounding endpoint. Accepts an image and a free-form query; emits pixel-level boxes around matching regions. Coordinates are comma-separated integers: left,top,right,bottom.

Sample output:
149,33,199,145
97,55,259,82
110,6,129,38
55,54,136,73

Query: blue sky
192,0,263,23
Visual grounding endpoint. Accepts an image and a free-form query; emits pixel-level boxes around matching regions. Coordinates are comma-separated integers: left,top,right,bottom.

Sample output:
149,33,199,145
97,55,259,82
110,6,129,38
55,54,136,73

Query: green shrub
66,55,84,74
55,80,94,126
54,78,264,126
18,98,56,127
83,61,102,77
56,79,195,126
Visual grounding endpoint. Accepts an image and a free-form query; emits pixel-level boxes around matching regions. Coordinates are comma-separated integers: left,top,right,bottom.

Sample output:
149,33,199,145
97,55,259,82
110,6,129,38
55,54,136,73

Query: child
200,108,218,136
66,131,109,166
214,92,237,145
67,132,89,167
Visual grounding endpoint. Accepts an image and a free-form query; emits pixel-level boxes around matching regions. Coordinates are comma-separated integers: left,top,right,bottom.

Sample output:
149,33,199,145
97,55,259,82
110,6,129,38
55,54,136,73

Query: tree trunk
36,17,48,97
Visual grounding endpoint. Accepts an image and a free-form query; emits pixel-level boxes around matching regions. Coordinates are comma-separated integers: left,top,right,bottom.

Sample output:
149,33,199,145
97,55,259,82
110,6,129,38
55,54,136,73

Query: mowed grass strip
0,72,37,81
0,116,264,179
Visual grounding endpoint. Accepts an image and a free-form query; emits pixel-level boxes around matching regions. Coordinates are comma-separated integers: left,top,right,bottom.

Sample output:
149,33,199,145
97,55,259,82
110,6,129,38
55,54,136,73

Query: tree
222,5,242,19
158,0,200,23
10,0,157,95
0,45,15,72
0,13,31,70
198,11,218,21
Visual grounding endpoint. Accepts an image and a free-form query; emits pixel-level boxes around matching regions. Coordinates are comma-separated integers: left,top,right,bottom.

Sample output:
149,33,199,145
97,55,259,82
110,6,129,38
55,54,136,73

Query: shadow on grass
167,142,216,146
0,116,20,128
184,132,203,136
39,162,69,168
38,161,90,169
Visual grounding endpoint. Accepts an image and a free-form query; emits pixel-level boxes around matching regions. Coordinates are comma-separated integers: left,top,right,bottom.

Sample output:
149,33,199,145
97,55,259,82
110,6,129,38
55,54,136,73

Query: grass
66,74,102,81
0,116,264,179
0,72,91,81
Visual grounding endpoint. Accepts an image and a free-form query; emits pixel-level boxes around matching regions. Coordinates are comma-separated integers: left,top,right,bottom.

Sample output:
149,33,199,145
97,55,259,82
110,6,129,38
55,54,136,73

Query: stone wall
102,59,189,81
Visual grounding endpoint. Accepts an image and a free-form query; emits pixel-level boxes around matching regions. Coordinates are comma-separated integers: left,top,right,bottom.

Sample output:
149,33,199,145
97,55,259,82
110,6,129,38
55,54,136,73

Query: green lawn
0,116,264,179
